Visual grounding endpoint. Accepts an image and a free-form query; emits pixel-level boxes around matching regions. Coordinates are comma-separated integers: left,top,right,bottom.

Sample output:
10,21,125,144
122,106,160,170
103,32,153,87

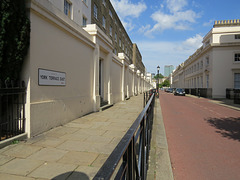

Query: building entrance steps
0,94,171,179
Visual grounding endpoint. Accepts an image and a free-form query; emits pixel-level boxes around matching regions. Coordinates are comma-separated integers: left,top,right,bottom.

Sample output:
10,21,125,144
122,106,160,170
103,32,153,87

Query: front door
99,59,102,97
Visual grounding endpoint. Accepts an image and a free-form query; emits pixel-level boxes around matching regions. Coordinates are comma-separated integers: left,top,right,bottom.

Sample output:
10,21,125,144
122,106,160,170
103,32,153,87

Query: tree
0,0,30,84
159,80,170,88
154,73,164,79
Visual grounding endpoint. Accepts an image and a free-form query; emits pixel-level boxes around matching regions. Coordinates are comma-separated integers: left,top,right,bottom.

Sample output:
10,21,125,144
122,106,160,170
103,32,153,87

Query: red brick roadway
159,91,240,180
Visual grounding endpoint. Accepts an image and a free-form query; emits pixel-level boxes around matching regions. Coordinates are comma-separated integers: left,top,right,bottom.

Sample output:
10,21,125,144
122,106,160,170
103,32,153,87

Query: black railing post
143,92,145,108
142,115,146,179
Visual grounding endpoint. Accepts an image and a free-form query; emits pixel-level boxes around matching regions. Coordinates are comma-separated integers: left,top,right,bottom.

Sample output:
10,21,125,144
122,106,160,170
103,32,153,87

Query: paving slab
27,162,77,179
91,154,109,167
70,166,100,179
27,147,68,162
0,158,44,176
0,155,14,166
58,151,98,166
2,144,42,158
32,137,66,148
0,173,36,180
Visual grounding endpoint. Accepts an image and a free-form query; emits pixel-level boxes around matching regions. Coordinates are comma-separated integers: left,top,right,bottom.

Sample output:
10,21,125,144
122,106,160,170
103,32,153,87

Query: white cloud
121,19,135,32
166,0,188,13
139,24,151,33
182,34,203,49
110,0,147,18
203,19,214,27
142,0,200,36
137,34,203,73
110,0,147,31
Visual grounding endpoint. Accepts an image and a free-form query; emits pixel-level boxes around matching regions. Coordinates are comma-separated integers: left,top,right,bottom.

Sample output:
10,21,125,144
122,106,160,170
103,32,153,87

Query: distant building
91,0,133,63
171,19,240,98
132,43,145,74
164,65,174,77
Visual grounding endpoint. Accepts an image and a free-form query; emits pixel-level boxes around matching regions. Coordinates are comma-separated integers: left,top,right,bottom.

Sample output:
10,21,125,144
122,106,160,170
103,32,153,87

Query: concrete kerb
148,98,174,180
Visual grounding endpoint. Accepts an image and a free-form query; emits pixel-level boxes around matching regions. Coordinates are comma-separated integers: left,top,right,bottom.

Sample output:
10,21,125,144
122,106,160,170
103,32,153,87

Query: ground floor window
235,53,240,62
234,73,240,89
206,75,209,88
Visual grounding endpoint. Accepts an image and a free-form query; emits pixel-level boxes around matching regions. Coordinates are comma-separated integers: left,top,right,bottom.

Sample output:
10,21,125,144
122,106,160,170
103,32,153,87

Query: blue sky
110,0,239,75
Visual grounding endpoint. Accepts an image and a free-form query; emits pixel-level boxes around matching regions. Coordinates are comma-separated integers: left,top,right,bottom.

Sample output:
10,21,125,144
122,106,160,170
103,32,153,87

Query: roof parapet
214,19,240,27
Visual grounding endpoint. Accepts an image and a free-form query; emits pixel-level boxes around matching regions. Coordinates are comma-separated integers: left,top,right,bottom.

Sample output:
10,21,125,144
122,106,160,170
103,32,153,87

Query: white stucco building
172,20,240,98
48,0,91,27
21,0,152,137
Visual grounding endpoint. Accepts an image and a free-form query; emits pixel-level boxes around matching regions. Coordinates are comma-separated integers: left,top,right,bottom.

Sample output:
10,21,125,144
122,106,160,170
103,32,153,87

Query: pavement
0,94,173,180
0,92,238,180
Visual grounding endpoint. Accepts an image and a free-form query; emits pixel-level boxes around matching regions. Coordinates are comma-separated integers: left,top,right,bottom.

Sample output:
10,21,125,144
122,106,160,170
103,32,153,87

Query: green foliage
11,140,19,144
0,0,30,82
159,80,170,88
154,73,164,79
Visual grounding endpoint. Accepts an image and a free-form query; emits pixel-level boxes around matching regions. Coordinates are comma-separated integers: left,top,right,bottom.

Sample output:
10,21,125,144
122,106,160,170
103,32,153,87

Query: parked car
166,88,173,93
174,88,185,96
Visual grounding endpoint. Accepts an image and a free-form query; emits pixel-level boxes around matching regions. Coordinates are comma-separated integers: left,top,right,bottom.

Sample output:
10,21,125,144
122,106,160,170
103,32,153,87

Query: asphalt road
159,91,240,180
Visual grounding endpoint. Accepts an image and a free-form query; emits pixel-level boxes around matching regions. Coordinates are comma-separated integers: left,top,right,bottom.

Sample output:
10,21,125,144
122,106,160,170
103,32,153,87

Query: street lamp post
157,66,160,97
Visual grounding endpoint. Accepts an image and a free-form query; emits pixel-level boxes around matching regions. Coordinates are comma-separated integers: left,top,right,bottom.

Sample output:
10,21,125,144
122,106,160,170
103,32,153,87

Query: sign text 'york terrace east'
38,69,66,86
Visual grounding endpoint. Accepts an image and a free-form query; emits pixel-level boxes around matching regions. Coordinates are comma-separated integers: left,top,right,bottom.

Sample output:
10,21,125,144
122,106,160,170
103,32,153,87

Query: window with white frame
234,53,240,62
115,33,117,42
206,57,209,66
64,0,72,18
109,26,112,37
234,73,240,89
94,4,98,19
102,16,106,28
206,75,209,88
82,16,87,27
109,9,113,18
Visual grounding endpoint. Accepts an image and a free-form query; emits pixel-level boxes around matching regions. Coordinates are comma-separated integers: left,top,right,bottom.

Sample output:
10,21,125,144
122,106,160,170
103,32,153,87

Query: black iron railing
93,93,155,180
144,89,156,107
185,88,212,98
0,81,26,141
226,88,234,99
233,89,240,104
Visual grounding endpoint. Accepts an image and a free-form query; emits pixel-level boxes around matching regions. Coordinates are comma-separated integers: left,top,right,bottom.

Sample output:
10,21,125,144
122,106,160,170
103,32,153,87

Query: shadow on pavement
52,171,89,180
205,117,240,141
